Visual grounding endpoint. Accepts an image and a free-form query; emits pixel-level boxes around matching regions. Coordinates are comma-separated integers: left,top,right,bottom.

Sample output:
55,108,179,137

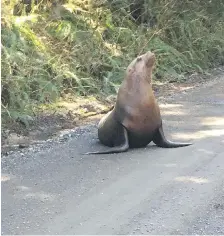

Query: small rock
19,143,29,149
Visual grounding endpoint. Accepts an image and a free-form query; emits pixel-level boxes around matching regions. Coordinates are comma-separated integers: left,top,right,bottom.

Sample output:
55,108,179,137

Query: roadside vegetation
1,0,224,126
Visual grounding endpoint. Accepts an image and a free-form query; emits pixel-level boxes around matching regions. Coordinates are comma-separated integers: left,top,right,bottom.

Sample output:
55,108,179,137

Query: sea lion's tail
153,126,192,148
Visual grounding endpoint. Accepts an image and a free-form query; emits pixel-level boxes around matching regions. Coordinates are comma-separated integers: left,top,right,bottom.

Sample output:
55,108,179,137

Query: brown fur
84,51,192,154
115,52,161,135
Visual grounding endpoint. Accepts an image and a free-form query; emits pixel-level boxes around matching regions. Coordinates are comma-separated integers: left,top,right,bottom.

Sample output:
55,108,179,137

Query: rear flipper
153,126,192,148
83,127,129,155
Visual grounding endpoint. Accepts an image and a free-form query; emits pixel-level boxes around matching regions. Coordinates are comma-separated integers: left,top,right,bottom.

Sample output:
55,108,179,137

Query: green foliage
1,0,224,121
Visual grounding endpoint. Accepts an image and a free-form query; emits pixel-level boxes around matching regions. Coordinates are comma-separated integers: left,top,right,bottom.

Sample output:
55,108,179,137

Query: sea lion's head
126,51,155,83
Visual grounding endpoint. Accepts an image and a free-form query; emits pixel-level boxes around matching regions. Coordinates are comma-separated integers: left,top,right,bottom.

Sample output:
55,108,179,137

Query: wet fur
85,51,192,154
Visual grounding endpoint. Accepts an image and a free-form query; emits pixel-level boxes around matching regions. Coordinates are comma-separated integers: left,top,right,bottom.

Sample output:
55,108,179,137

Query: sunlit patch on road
1,175,10,182
172,129,224,140
175,176,209,184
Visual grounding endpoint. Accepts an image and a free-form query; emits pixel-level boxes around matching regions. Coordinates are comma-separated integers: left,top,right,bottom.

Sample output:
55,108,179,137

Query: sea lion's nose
146,51,155,57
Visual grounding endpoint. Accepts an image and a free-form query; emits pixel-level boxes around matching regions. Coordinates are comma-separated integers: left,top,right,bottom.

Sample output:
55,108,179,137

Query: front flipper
84,127,129,155
153,126,192,148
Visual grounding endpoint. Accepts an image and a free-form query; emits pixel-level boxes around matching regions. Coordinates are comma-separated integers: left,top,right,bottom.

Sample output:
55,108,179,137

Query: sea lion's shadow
129,143,159,153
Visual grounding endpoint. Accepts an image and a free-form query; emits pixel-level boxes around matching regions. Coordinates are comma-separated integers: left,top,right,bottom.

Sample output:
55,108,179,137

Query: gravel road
1,70,224,235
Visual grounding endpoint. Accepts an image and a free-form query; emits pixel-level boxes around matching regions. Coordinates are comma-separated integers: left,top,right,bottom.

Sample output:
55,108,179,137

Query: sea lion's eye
137,57,142,62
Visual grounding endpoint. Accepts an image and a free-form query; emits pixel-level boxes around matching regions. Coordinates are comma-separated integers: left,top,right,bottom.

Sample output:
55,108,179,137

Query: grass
1,0,224,125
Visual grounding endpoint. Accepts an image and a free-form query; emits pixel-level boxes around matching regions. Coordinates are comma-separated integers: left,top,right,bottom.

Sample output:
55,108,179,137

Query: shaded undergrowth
1,0,224,125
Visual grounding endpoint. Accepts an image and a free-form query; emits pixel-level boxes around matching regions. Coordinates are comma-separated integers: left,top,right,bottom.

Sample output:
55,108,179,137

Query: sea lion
85,51,192,154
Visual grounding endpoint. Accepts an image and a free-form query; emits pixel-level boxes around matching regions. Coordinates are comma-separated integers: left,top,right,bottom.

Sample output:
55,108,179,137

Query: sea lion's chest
115,78,162,133
115,93,161,133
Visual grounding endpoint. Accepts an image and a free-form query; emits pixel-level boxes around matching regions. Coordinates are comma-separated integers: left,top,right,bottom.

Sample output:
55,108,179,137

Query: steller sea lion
85,51,192,154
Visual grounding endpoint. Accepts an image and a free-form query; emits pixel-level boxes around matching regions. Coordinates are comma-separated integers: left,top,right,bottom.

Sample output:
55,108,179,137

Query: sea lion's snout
145,51,155,60
144,51,155,67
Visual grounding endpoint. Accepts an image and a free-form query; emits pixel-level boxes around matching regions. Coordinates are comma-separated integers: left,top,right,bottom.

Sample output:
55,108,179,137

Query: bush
1,0,224,120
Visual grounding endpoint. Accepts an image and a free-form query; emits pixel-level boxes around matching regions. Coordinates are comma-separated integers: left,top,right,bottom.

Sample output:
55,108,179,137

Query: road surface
1,71,224,234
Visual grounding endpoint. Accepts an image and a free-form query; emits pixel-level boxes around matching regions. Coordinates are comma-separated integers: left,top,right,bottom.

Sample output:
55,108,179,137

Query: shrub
1,0,224,120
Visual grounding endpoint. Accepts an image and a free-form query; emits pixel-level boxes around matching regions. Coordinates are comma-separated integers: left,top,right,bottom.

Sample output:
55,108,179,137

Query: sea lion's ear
137,56,142,62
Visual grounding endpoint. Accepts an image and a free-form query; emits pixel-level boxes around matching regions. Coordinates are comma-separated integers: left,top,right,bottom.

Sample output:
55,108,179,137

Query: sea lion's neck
124,73,152,89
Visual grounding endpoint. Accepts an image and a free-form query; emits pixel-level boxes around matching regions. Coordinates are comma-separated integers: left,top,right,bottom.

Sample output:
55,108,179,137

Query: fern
1,0,224,122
